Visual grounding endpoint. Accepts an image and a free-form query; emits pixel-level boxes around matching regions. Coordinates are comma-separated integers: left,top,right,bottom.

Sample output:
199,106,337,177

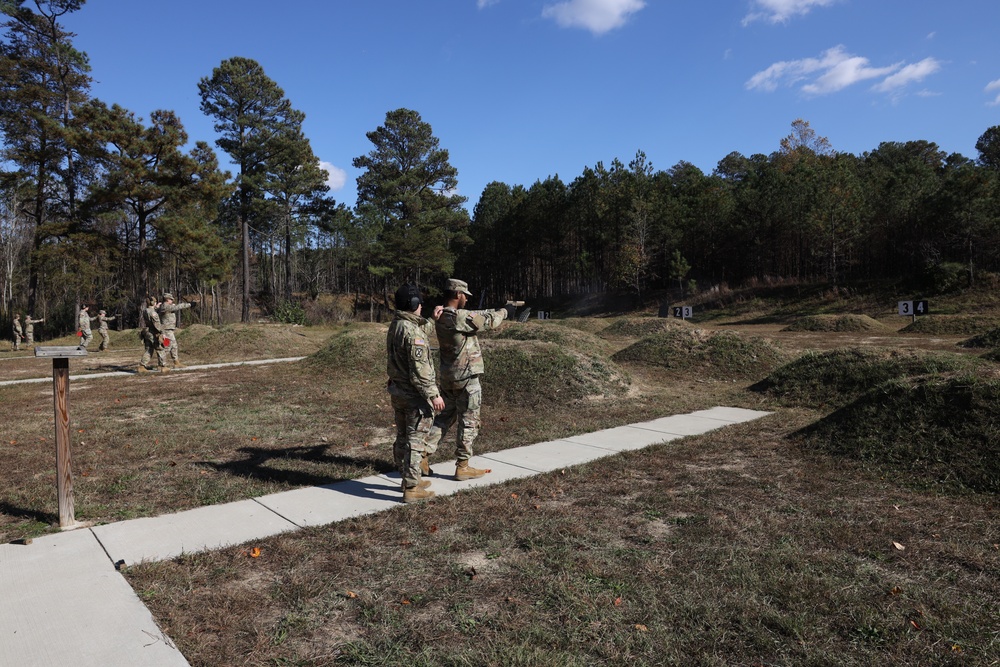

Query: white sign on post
898,300,929,317
672,306,693,320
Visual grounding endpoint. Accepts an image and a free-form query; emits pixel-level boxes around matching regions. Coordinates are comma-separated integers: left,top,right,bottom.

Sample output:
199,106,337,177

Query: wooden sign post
34,345,88,529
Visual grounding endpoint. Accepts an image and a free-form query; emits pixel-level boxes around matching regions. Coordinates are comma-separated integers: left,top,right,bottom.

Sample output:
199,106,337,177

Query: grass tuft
899,315,1000,335
959,327,1000,349
482,320,612,357
481,340,631,405
598,316,691,338
798,373,1000,492
782,314,888,332
611,329,786,380
305,323,387,376
751,348,981,409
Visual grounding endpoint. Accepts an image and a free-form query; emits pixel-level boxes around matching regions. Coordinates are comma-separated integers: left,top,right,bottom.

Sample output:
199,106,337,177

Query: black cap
394,283,422,312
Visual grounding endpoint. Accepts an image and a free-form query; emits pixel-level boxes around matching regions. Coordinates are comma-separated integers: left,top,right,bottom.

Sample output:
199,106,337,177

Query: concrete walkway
0,405,770,666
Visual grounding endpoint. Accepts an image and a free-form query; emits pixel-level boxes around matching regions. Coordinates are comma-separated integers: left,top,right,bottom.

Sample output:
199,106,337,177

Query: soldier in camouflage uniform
96,310,116,351
138,296,165,373
423,278,514,481
157,293,193,368
24,315,43,345
386,283,445,503
78,305,97,348
12,313,22,351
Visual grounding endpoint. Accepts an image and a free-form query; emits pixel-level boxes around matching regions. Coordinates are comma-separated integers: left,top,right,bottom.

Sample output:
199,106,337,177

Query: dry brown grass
126,409,1000,666
3,308,999,666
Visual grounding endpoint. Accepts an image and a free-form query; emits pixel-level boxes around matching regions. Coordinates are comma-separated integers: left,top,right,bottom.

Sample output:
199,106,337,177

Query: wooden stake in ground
35,345,88,529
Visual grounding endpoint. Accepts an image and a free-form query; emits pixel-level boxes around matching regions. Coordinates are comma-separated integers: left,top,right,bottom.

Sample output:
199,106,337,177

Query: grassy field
2,289,998,665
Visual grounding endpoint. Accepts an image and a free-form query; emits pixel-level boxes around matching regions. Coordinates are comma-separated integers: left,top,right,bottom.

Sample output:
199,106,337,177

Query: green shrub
272,301,308,325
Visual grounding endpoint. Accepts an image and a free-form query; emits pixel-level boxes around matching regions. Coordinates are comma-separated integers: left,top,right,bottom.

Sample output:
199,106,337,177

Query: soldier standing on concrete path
138,297,166,373
423,278,514,482
24,314,43,346
96,310,116,351
78,305,97,349
386,283,445,503
12,313,23,351
157,293,194,368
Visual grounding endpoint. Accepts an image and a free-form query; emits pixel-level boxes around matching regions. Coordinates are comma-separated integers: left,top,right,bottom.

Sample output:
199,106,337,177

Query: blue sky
62,0,1000,212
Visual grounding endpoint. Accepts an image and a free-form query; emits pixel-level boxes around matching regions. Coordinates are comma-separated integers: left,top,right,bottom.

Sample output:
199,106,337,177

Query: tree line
3,2,999,338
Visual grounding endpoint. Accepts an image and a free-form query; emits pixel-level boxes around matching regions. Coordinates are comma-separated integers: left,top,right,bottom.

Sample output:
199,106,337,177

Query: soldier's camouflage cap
162,293,174,301
446,278,472,296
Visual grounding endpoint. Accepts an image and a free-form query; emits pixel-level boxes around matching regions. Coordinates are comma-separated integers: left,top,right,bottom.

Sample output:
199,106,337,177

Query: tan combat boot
173,361,186,369
159,366,170,374
137,365,150,374
420,453,431,476
402,484,435,503
401,479,432,491
455,460,488,481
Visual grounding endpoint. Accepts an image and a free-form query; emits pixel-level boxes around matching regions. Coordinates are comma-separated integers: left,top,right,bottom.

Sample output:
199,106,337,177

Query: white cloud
747,46,941,98
742,0,838,25
477,0,500,8
871,57,941,93
987,78,1000,106
541,0,645,35
319,161,347,191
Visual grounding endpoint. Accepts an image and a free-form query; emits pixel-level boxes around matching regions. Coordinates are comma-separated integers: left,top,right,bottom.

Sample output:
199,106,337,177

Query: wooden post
35,345,88,529
53,357,74,528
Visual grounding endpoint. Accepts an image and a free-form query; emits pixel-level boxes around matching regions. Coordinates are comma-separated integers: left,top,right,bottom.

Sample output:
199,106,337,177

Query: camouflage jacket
97,314,116,332
24,317,42,333
141,306,162,335
386,310,440,403
158,302,191,331
435,306,508,386
79,311,97,333
13,320,22,337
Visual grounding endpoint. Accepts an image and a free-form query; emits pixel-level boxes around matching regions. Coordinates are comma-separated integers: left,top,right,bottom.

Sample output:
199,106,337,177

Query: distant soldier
157,293,194,368
78,305,97,349
97,309,116,351
24,315,44,345
138,297,165,373
423,278,514,481
12,313,23,351
386,283,444,503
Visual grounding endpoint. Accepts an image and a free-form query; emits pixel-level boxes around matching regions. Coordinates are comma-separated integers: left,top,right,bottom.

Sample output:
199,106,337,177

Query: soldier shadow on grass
0,500,57,527
200,443,398,492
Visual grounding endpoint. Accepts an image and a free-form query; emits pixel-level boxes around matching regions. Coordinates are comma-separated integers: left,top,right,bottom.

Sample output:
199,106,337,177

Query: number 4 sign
898,300,929,317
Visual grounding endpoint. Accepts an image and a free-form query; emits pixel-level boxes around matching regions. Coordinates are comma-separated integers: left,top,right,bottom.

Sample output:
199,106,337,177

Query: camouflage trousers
423,377,482,462
80,330,93,348
157,330,179,365
139,332,163,369
12,335,20,351
390,393,434,488
98,329,110,351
